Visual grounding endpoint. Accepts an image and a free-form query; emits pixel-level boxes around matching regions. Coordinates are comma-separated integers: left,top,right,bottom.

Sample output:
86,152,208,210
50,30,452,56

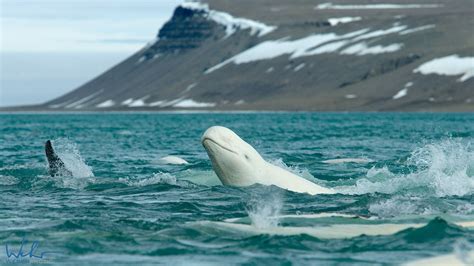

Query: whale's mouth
202,138,238,155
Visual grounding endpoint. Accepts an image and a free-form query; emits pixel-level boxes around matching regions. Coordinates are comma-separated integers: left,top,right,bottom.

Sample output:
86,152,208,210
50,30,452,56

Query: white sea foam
322,158,372,164
119,173,177,187
414,55,474,82
0,175,19,185
246,189,283,228
338,139,474,197
368,196,435,218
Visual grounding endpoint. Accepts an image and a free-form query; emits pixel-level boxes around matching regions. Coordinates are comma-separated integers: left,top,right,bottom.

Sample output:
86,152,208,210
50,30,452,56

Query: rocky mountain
23,0,474,111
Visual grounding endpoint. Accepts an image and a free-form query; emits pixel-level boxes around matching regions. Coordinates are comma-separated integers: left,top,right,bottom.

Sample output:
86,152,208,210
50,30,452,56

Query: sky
0,0,183,106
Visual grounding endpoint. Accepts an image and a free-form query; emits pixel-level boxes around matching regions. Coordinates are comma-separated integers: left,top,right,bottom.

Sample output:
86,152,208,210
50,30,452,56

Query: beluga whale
201,126,335,195
44,140,72,177
44,140,94,178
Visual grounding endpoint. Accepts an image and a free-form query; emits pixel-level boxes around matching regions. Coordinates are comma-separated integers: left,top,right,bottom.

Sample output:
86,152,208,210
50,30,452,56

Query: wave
118,172,178,187
187,217,473,240
0,175,19,185
337,139,474,197
405,238,474,266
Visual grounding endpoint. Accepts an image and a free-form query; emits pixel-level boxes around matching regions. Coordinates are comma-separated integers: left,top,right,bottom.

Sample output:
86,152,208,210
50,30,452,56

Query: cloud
1,0,182,53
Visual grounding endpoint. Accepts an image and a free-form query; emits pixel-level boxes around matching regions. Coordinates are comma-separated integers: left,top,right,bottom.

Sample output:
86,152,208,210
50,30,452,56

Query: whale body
201,126,335,195
156,156,189,165
45,140,72,177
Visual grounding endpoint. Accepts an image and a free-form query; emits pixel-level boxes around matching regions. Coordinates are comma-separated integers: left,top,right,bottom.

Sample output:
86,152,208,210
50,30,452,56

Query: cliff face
144,6,217,58
38,0,473,111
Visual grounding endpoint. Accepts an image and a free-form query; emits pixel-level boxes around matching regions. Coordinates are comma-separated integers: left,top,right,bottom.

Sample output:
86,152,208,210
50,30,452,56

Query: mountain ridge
4,0,474,112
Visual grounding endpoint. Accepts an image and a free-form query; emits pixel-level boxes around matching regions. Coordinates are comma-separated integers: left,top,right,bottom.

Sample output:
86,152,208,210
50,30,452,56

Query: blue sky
0,0,182,106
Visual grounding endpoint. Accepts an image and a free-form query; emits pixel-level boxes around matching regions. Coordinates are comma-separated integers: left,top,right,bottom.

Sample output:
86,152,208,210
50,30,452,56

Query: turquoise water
0,113,473,265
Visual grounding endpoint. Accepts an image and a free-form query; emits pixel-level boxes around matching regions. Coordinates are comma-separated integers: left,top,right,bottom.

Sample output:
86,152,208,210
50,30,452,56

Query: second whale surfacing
201,126,335,195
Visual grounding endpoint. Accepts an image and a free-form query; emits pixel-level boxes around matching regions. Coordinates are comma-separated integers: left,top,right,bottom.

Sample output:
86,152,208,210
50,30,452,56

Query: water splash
119,172,177,187
339,139,474,197
368,196,436,217
246,188,283,228
454,239,474,265
51,138,94,178
269,158,316,181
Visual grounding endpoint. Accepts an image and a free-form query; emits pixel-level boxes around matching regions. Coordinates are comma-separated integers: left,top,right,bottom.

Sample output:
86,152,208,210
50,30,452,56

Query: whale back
45,140,72,177
262,162,335,195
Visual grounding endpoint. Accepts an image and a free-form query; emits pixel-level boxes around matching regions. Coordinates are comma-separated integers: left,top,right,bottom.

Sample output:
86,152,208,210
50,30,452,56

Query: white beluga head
201,126,335,195
201,126,265,186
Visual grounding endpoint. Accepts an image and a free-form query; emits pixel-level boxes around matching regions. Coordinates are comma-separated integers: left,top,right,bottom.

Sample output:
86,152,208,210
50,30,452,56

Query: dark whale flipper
45,140,71,177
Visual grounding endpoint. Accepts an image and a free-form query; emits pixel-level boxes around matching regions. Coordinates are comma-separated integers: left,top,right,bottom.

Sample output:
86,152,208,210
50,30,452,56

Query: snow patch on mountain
181,83,197,95
414,55,474,82
399,25,435,35
181,2,276,38
353,25,407,41
205,24,414,73
393,82,413,100
316,3,441,10
65,90,103,109
294,63,306,72
96,100,115,108
328,17,362,26
341,42,403,55
122,98,134,105
49,100,74,109
128,97,149,107
173,99,216,108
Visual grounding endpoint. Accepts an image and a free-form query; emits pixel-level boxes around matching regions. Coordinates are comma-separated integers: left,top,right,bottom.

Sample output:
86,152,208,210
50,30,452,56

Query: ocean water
0,112,473,265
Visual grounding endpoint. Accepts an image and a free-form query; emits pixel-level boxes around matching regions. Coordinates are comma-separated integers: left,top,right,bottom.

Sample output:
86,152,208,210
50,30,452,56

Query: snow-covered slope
34,0,473,112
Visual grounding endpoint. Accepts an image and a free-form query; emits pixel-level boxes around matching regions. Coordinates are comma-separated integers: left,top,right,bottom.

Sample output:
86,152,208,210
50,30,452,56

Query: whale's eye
244,155,250,160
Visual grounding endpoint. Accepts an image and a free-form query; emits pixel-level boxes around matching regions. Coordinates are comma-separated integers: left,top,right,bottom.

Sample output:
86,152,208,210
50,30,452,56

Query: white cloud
1,0,182,53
